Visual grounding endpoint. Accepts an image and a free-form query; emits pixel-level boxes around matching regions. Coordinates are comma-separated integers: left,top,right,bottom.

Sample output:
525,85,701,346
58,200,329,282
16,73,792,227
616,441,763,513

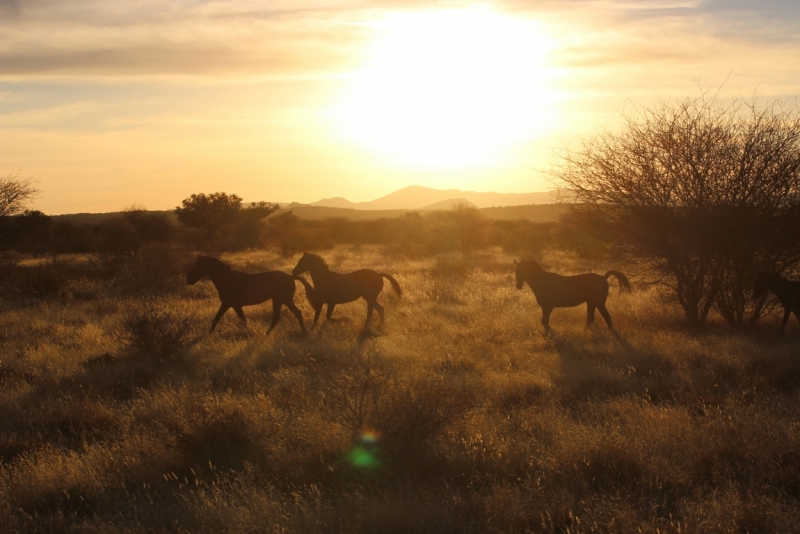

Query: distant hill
309,185,557,210
277,203,568,222
419,198,476,210
48,200,568,226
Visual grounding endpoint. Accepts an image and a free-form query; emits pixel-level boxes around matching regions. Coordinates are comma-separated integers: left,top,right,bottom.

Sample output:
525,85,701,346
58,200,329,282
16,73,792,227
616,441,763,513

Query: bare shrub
556,94,800,327
330,359,476,460
1,261,67,300
430,255,472,279
0,171,38,244
120,305,193,358
114,243,195,294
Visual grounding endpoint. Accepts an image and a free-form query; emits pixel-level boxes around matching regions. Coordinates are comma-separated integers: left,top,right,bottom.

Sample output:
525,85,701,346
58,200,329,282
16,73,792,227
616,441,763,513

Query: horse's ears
514,260,518,265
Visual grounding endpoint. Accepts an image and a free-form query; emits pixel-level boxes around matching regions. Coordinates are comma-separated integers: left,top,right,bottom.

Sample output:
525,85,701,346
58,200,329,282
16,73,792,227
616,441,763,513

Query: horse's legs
586,304,596,329
326,303,337,320
541,306,553,334
364,301,374,329
781,307,792,334
598,303,614,330
210,304,230,332
313,304,323,327
266,300,281,334
285,299,307,334
233,306,248,328
375,300,385,324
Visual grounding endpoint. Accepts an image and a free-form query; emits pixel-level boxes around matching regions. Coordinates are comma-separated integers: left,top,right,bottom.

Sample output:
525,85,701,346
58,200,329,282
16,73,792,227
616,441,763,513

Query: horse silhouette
515,260,630,333
186,255,306,335
753,272,800,334
291,252,401,330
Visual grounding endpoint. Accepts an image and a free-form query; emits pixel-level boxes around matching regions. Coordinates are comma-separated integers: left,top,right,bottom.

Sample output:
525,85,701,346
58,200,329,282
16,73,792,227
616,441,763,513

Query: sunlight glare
334,7,561,169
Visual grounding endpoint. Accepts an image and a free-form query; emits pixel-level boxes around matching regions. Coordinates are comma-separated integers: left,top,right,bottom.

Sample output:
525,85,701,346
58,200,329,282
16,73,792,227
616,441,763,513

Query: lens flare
346,428,383,470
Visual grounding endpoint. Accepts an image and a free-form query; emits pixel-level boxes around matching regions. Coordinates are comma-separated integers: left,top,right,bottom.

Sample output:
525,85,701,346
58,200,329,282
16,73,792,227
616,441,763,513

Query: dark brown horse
186,255,306,335
753,272,800,334
291,252,401,329
514,260,630,333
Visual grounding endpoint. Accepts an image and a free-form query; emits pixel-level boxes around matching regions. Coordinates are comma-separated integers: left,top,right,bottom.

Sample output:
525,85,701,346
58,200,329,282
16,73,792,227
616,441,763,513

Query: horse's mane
302,252,328,270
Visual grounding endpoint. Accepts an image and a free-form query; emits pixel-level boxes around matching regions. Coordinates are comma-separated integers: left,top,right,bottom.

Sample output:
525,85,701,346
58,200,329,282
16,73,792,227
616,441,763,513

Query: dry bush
119,305,194,358
113,242,195,294
330,358,477,460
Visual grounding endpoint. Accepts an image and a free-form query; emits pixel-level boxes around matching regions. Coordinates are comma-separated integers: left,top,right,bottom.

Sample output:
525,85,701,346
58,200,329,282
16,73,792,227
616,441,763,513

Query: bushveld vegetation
2,94,799,532
1,243,799,533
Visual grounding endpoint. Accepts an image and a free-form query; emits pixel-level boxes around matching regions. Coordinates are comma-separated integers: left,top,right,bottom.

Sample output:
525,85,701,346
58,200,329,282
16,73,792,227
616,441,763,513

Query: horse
186,255,306,335
291,252,401,330
753,272,800,334
514,260,630,333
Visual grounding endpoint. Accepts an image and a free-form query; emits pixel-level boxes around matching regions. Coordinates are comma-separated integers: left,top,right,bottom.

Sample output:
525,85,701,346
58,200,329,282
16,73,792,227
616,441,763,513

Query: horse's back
314,268,384,303
223,269,295,305
532,272,609,308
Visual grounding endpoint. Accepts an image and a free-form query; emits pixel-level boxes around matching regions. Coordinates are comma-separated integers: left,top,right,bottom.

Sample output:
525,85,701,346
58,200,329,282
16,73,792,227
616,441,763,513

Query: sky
1,0,799,214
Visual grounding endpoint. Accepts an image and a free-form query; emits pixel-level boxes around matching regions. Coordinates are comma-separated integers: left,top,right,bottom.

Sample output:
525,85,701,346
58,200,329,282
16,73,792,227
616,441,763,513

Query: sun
333,7,561,169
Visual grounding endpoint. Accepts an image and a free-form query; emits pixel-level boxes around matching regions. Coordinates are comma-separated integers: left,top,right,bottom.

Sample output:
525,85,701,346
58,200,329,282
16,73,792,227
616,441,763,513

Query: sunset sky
1,0,799,214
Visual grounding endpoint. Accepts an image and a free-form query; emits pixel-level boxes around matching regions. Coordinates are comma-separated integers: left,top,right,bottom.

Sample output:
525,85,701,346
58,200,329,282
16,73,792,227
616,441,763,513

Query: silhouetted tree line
0,199,563,260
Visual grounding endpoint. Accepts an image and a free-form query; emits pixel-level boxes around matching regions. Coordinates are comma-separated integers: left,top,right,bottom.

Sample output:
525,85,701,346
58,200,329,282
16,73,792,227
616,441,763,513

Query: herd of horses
186,254,800,336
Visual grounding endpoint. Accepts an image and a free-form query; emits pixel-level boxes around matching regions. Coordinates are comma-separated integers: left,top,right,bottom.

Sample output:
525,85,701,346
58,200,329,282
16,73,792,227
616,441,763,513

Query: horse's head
514,260,542,289
186,255,223,285
292,252,310,277
753,272,780,299
292,252,325,277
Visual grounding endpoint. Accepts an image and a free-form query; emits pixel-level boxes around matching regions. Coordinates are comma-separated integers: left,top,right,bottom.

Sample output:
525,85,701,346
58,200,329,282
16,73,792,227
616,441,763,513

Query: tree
174,192,243,240
264,210,302,258
174,193,279,247
448,202,486,258
99,206,175,261
0,171,39,241
555,94,800,327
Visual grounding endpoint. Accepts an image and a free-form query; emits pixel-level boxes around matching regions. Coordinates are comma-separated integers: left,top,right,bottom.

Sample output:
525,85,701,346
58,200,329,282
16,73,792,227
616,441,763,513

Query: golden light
333,7,561,169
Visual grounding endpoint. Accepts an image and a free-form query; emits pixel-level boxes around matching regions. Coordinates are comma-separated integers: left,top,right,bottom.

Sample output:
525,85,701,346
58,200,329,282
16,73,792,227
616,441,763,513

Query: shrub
120,305,194,358
556,94,800,326
330,360,476,461
114,243,195,294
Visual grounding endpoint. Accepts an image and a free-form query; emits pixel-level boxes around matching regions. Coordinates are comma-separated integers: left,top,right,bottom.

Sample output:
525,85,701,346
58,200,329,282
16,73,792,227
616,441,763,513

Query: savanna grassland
1,246,799,533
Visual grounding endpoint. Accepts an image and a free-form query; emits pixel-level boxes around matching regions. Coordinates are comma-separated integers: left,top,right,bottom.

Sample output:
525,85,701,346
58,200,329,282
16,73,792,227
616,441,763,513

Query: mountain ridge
309,185,556,210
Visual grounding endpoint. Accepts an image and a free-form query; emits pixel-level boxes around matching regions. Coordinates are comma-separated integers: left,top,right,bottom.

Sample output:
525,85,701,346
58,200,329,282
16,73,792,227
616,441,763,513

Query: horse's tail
605,270,631,293
380,273,402,297
293,275,317,307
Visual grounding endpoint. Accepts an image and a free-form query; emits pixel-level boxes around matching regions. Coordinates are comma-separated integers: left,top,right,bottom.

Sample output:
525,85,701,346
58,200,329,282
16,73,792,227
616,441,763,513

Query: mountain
309,197,358,209
273,203,567,221
309,185,557,210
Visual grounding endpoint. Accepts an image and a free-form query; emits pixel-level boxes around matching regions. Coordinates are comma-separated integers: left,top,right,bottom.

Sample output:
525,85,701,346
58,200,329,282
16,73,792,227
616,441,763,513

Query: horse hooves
359,329,382,340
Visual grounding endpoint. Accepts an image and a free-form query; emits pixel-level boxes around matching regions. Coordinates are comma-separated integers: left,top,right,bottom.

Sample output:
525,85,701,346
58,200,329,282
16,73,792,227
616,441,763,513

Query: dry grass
1,246,798,533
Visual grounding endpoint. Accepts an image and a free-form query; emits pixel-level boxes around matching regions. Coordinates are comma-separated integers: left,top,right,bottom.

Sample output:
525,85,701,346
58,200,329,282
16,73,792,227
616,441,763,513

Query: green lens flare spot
347,445,381,469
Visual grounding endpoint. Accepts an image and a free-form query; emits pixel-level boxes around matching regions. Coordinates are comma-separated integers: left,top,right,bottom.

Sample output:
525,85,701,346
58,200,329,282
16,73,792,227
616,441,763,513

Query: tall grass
1,246,798,532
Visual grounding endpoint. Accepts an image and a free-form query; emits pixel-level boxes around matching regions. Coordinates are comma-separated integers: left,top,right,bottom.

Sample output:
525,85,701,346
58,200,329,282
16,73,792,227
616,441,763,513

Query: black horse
186,255,306,335
753,272,800,334
515,260,630,333
291,252,401,329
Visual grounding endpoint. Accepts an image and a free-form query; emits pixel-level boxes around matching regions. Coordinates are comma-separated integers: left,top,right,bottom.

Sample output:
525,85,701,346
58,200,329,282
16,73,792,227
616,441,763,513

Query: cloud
0,1,376,78
0,0,20,18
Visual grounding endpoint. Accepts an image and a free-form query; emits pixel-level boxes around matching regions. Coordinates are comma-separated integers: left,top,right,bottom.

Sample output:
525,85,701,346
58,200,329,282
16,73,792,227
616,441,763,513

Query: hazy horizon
2,0,799,214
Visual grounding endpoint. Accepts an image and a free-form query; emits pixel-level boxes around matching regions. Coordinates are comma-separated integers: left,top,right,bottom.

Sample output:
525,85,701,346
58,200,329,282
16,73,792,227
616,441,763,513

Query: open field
1,246,799,533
